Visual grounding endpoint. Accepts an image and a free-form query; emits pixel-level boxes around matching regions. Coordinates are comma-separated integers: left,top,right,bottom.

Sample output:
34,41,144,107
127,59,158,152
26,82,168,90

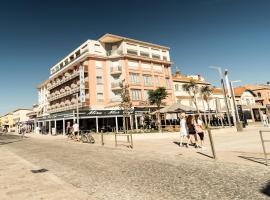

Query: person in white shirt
179,113,190,148
262,113,269,127
72,122,79,136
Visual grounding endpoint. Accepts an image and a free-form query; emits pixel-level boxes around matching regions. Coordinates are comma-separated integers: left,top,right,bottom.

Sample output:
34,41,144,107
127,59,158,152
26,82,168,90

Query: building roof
172,71,210,85
99,33,170,50
212,87,223,95
244,84,270,91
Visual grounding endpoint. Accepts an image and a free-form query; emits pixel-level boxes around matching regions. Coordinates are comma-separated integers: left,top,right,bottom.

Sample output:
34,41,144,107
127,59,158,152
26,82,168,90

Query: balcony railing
48,87,80,102
110,66,122,75
111,82,122,90
48,71,80,90
48,103,83,114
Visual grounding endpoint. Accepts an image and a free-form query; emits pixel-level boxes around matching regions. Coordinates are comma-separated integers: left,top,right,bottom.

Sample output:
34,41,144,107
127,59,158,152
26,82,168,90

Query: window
152,54,161,60
144,90,150,100
166,78,171,89
129,73,140,84
164,67,170,76
140,51,149,58
96,76,103,84
155,76,161,86
141,62,151,71
97,93,104,101
258,92,261,97
131,90,141,100
175,84,179,91
143,75,152,86
128,60,139,68
96,61,102,69
153,64,162,72
127,49,138,56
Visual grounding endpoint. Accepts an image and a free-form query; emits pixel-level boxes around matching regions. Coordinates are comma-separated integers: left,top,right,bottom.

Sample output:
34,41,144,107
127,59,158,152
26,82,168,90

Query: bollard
207,129,217,159
101,132,104,146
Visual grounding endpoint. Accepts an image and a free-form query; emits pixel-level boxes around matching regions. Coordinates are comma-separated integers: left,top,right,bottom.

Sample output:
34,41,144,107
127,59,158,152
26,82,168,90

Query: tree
148,87,168,132
182,79,200,115
200,85,213,126
120,80,132,133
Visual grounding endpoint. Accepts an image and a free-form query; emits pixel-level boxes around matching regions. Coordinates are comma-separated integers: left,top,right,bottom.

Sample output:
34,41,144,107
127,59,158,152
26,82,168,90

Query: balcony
48,87,80,102
48,103,83,114
111,82,122,91
48,71,80,90
110,66,122,75
106,50,123,56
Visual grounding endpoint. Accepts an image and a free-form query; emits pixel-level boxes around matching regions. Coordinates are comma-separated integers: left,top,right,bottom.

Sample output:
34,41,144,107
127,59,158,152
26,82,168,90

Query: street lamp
209,66,232,127
230,80,243,131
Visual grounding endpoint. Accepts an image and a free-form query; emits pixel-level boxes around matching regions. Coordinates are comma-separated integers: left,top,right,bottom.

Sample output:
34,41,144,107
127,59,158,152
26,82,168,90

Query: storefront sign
86,110,124,116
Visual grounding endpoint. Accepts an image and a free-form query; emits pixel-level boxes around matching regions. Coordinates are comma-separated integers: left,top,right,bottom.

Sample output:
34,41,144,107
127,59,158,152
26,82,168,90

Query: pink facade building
37,34,175,133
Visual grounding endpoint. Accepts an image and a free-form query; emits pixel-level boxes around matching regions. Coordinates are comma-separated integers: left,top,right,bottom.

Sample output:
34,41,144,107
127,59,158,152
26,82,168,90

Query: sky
0,0,270,115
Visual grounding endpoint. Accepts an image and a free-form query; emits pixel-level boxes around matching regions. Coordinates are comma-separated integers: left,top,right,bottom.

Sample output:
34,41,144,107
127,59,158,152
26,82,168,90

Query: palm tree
200,85,213,126
182,79,200,115
148,87,168,132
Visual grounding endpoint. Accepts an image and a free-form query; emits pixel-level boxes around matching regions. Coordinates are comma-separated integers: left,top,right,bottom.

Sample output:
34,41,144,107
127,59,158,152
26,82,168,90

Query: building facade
12,109,32,132
233,87,268,122
36,33,175,134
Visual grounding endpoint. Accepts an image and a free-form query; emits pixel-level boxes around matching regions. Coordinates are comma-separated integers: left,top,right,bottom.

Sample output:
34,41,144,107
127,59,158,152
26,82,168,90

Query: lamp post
209,66,232,127
230,80,243,131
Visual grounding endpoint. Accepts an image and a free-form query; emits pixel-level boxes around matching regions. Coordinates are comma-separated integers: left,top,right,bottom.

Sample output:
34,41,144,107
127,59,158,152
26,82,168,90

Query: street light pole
230,80,243,131
209,66,232,127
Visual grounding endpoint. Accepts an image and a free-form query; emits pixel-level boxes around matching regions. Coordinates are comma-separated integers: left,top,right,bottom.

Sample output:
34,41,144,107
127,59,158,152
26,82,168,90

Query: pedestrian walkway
0,147,88,200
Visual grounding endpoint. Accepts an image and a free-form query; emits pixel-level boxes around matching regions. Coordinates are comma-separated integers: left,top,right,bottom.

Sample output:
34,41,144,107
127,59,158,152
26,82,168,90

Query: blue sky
0,0,270,115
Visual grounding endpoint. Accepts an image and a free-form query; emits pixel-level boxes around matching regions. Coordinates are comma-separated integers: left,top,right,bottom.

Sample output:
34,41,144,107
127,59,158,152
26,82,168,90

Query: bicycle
80,131,95,144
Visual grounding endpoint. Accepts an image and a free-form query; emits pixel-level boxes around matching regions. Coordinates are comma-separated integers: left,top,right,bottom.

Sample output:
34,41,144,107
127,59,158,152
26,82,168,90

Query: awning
155,103,198,114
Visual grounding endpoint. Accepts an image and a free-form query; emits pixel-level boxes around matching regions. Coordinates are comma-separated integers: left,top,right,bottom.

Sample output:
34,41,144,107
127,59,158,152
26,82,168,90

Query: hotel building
36,34,175,134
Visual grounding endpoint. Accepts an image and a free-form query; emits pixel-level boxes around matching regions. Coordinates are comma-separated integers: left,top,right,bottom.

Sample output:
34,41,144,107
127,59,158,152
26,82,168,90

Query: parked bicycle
80,130,95,144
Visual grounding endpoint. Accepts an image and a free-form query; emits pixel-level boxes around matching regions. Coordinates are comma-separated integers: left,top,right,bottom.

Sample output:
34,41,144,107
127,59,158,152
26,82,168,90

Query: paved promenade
0,125,269,199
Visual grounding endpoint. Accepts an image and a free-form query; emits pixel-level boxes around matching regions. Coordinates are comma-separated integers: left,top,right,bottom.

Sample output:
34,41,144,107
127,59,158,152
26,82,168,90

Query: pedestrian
72,121,79,139
179,113,189,148
262,112,269,127
186,115,199,148
195,115,205,148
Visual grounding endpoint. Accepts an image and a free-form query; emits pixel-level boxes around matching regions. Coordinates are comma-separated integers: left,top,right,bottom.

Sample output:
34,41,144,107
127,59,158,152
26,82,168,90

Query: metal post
49,120,51,135
259,130,268,166
115,116,118,133
96,117,99,133
207,129,217,159
63,119,66,135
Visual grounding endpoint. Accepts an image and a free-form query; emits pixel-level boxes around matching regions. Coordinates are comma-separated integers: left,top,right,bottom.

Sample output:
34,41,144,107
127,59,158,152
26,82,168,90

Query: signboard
79,64,86,103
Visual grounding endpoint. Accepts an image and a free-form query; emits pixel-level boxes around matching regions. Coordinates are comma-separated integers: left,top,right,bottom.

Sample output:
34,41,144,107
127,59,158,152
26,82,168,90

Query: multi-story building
36,33,175,133
12,108,32,132
244,84,270,111
1,112,14,131
233,86,268,122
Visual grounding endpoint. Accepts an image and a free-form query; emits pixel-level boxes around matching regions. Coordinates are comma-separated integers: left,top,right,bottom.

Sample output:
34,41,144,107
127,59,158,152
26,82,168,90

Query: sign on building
79,64,85,103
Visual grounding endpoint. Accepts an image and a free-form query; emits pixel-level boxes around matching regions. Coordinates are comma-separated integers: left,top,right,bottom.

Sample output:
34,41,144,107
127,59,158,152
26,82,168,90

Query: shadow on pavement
197,152,214,159
238,156,269,166
261,181,270,197
0,134,25,145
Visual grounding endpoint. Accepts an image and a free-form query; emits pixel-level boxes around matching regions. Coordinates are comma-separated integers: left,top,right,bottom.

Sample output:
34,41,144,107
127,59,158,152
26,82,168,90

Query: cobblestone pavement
0,134,269,200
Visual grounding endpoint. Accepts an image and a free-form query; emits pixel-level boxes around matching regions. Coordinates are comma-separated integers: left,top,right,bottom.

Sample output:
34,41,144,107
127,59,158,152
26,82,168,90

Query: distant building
12,108,32,132
233,86,268,122
1,112,14,131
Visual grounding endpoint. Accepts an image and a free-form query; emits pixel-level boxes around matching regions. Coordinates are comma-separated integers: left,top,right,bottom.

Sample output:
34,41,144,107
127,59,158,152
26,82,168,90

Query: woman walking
195,115,205,148
179,113,189,147
186,115,199,148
